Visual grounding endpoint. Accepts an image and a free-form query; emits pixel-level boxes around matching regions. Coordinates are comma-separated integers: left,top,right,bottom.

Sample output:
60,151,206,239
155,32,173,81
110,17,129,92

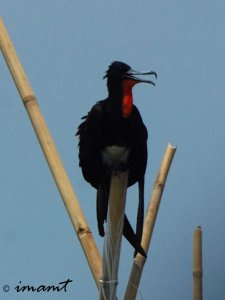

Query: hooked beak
125,69,157,86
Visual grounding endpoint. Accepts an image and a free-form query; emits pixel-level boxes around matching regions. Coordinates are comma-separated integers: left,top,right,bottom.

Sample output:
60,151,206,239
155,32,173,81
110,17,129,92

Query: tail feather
97,186,106,237
97,179,110,236
123,215,146,257
134,177,145,257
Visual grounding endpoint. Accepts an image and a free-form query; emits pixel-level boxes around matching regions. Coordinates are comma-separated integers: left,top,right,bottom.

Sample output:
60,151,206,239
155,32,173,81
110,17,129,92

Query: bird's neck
108,80,136,118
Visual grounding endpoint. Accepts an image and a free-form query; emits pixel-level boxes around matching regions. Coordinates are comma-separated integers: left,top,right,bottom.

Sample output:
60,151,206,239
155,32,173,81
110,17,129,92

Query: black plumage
76,61,157,257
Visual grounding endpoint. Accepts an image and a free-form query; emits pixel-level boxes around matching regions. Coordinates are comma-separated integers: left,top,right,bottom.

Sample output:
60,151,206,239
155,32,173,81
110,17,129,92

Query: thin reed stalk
124,143,176,300
0,17,101,287
99,171,128,300
193,226,203,300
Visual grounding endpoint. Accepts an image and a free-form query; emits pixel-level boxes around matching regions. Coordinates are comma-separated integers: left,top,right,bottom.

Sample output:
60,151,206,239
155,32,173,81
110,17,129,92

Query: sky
0,1,225,299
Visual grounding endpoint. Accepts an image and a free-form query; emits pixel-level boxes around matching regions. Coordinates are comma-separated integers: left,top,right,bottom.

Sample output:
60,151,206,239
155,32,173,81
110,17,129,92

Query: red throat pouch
122,80,137,118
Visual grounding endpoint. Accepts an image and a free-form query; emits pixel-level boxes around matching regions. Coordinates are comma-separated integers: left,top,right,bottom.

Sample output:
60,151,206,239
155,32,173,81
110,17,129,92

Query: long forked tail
97,180,146,257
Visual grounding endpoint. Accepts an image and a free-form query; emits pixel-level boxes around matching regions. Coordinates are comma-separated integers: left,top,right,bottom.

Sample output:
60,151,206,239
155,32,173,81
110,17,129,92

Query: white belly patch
102,146,131,166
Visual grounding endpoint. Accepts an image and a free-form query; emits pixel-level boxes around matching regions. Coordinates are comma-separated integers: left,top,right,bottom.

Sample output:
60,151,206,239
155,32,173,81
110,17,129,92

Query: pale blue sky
0,1,225,299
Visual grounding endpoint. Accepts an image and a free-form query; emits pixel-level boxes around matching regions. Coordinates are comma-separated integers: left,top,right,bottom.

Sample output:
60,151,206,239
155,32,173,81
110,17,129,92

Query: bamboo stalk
99,171,128,300
193,226,203,300
0,17,101,287
124,143,176,300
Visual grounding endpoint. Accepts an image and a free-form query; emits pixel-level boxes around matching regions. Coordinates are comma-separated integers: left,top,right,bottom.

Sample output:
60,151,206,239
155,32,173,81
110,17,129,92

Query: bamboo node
193,271,203,278
23,95,37,105
134,254,146,266
77,226,91,238
154,180,165,190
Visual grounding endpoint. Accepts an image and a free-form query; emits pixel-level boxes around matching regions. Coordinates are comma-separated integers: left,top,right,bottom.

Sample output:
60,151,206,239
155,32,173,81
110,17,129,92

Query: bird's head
103,61,157,88
103,61,157,118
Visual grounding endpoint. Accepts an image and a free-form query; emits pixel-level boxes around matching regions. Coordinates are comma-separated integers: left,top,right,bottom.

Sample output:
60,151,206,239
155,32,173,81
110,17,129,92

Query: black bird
76,61,157,257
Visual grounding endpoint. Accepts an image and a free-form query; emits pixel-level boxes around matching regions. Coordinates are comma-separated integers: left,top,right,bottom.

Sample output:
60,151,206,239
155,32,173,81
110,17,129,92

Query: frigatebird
76,61,157,257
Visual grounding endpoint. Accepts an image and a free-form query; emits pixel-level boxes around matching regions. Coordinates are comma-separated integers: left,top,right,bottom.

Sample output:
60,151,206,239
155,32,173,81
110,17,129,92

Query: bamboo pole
0,17,101,287
99,171,128,300
193,226,203,300
124,143,176,300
